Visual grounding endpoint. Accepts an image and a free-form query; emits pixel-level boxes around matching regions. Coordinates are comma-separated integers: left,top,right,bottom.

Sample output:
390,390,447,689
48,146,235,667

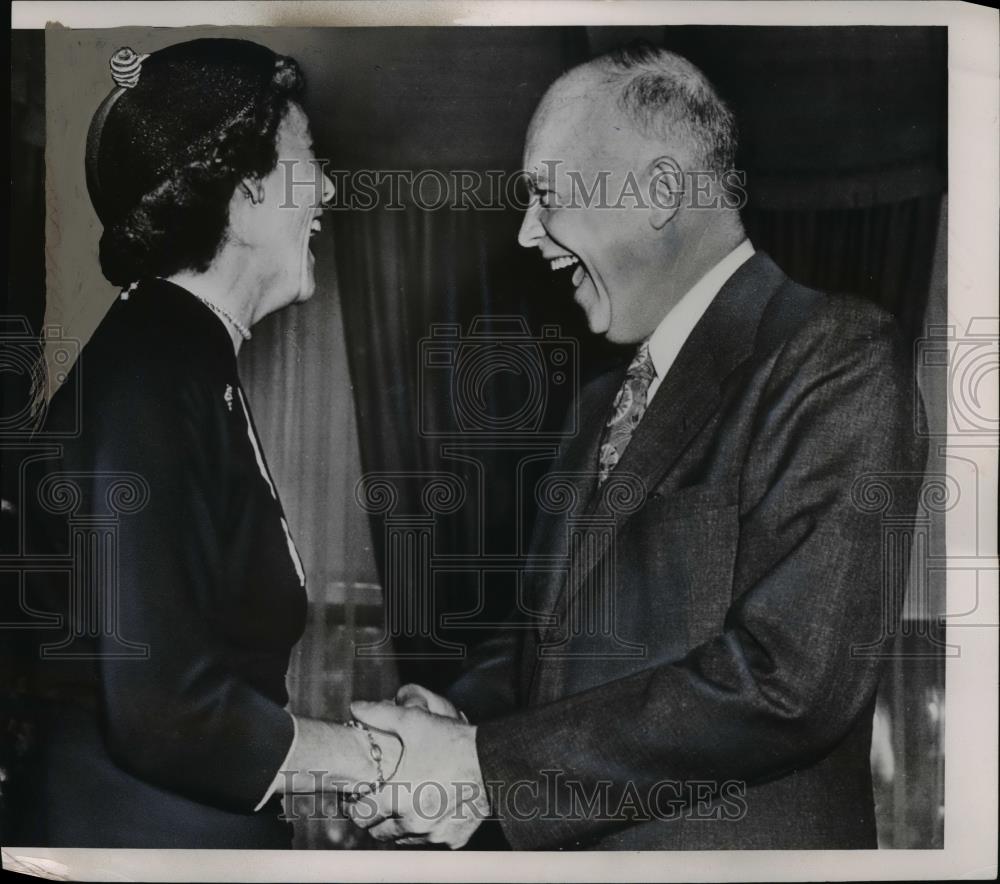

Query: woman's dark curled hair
89,40,305,286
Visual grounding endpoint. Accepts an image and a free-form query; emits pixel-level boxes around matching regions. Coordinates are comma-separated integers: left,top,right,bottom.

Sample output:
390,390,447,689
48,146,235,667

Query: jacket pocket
648,481,739,521
622,495,739,657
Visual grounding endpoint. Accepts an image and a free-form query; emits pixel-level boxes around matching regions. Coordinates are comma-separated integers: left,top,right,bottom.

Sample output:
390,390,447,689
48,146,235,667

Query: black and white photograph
2,1,997,881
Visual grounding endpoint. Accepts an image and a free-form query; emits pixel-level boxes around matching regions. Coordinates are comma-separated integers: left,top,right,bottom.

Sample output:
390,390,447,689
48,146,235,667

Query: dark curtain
334,202,613,690
7,31,46,335
240,245,404,849
661,25,947,345
2,30,46,841
238,242,397,716
743,194,943,344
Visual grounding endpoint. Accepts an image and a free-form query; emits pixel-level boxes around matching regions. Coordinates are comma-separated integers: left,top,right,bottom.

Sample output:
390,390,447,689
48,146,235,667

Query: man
347,42,927,850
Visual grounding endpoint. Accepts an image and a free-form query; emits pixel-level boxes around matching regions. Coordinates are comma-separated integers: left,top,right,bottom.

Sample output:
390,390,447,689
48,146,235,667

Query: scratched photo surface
3,12,990,877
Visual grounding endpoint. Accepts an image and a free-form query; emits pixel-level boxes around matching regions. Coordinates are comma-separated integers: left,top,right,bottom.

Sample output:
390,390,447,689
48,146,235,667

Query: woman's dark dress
17,279,308,847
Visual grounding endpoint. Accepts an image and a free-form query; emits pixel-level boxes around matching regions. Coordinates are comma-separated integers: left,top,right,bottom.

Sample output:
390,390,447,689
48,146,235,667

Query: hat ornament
109,47,149,89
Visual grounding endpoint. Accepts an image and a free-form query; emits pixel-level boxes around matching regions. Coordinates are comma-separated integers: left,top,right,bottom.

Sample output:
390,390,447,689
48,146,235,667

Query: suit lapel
530,252,788,663
527,366,624,630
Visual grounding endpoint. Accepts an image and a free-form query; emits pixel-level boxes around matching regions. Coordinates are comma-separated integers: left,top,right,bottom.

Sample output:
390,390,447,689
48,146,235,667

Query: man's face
517,78,665,344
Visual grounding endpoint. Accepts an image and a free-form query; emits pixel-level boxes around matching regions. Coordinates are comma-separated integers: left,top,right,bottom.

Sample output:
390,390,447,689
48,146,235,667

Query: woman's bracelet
343,719,385,802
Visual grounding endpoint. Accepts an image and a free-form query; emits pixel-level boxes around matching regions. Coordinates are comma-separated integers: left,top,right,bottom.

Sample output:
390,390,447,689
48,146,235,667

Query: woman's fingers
342,794,384,830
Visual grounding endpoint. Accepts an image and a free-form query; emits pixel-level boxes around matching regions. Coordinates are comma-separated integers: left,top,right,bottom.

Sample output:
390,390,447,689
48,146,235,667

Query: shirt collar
646,239,755,393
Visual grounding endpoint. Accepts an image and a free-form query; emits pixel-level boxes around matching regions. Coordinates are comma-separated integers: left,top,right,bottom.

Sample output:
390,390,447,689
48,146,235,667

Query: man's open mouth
548,254,578,271
548,252,587,288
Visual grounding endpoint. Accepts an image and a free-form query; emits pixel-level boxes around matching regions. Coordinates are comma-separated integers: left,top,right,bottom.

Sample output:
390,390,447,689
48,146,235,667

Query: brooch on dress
224,385,234,412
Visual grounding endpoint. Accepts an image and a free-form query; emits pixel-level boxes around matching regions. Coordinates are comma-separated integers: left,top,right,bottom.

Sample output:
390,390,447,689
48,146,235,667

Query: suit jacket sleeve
447,622,522,722
447,418,583,723
92,364,294,813
475,307,927,849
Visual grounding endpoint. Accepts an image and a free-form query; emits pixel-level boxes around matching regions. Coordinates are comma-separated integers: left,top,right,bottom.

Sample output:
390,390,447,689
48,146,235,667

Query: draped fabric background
330,201,617,689
239,245,401,848
1,30,46,841
239,243,398,719
664,25,947,347
742,195,943,345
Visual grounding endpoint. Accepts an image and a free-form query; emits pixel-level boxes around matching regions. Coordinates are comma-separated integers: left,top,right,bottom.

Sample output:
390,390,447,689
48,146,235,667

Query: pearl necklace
189,292,252,341
121,279,252,341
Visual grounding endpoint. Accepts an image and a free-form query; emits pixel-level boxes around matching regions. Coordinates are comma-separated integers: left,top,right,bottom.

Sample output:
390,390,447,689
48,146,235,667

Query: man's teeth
549,255,580,271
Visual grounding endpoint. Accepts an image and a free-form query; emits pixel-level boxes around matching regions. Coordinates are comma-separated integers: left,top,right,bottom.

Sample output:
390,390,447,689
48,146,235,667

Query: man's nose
517,202,545,249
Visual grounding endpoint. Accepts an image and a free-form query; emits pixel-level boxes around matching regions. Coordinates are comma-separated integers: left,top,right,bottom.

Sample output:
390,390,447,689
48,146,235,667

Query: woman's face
245,103,335,319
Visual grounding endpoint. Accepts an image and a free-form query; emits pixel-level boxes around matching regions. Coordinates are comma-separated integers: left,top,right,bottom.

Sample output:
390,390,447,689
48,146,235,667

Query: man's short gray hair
598,41,738,174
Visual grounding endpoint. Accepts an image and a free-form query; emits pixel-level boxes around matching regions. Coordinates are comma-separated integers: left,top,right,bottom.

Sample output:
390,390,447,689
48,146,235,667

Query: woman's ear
238,177,265,205
648,157,684,230
226,179,258,246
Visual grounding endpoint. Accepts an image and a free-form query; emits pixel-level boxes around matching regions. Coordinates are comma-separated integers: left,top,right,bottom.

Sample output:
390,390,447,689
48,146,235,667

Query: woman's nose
321,170,336,207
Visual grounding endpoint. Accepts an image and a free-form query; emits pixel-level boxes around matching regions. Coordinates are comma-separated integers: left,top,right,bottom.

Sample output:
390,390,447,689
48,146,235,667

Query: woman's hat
85,38,281,226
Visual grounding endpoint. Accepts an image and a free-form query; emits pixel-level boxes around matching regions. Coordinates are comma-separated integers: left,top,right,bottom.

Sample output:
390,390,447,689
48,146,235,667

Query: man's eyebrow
522,169,548,188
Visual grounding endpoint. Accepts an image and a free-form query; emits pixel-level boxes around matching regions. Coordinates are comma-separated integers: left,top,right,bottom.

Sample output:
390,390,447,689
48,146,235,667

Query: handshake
340,684,490,849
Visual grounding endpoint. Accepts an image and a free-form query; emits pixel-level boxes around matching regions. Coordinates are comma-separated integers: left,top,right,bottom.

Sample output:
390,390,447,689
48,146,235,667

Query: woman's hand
274,716,402,797
344,701,488,848
368,723,404,783
341,717,404,793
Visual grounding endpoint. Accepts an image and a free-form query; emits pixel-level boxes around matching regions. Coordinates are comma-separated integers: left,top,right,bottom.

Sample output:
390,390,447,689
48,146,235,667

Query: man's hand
344,700,489,848
394,683,467,721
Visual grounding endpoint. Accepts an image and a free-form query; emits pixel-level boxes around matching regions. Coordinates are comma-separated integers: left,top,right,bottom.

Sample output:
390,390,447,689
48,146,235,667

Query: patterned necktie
597,342,656,487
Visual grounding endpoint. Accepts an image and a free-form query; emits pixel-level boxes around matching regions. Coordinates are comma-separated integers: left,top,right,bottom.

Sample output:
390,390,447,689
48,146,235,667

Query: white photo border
6,2,998,881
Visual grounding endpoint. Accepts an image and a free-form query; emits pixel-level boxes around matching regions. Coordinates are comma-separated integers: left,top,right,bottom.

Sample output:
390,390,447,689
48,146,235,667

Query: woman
18,38,400,848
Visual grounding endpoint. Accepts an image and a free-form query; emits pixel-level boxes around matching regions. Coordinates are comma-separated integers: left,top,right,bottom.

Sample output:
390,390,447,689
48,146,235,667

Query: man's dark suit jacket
450,251,928,850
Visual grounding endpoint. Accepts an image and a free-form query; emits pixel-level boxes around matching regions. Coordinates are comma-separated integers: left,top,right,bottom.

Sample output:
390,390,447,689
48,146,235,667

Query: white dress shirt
646,239,755,403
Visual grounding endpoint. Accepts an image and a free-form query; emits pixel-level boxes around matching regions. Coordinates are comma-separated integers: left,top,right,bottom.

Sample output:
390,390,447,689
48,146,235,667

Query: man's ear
648,157,684,230
238,177,265,206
